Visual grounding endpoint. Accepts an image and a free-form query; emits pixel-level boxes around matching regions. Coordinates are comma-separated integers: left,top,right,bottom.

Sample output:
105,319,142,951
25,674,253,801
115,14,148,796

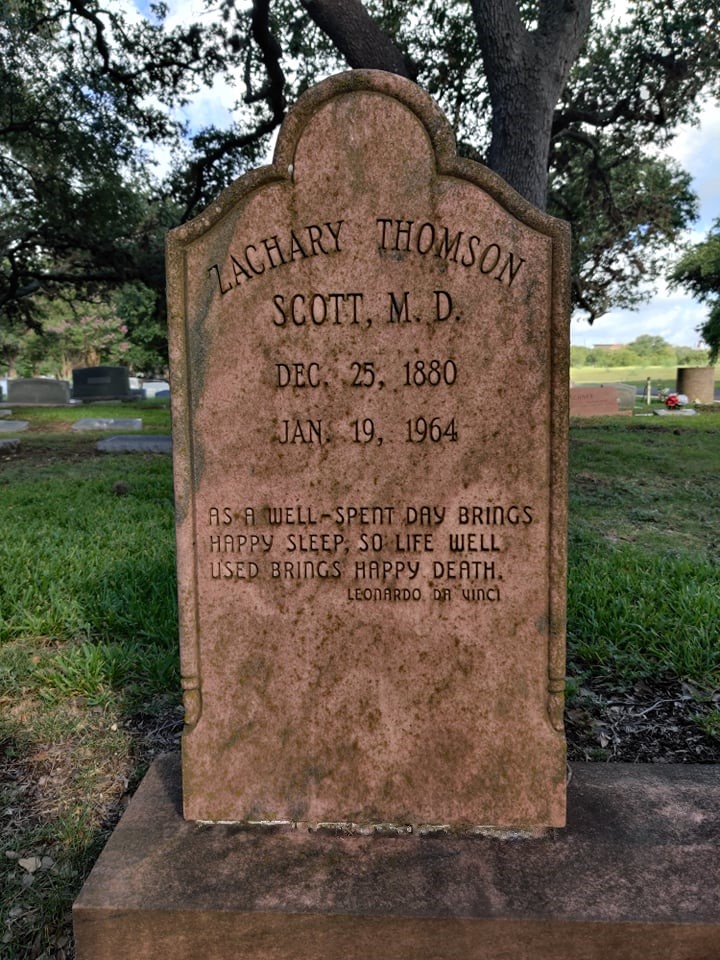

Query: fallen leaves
566,676,720,762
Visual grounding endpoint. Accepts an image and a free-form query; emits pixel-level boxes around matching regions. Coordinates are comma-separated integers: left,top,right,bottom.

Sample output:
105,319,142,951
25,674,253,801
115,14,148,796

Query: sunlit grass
570,364,680,387
1,405,720,957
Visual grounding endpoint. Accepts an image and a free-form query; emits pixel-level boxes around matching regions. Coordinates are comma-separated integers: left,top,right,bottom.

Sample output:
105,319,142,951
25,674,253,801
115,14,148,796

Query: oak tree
670,220,720,361
2,0,719,361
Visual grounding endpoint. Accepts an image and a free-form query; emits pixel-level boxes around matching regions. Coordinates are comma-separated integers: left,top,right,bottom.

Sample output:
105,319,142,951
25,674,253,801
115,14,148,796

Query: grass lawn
1,404,719,957
568,418,720,682
570,364,679,391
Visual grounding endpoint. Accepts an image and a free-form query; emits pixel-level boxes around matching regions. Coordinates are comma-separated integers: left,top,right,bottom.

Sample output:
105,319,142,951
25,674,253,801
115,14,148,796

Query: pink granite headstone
167,71,570,828
569,385,625,417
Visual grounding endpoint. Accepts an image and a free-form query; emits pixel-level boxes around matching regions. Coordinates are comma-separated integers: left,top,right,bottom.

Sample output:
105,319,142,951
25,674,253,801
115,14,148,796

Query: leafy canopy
670,221,720,362
1,0,719,369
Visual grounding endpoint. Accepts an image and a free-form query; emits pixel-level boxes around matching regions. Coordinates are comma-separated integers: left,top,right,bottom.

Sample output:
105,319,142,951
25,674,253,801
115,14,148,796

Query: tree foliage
670,220,720,362
1,0,719,365
570,336,707,369
200,0,717,320
6,282,166,378
0,0,197,302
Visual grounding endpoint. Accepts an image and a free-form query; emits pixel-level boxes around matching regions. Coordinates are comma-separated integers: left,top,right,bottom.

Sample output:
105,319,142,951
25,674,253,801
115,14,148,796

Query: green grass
570,364,679,388
0,455,177,648
567,418,720,687
1,404,720,957
1,405,178,957
1,399,171,433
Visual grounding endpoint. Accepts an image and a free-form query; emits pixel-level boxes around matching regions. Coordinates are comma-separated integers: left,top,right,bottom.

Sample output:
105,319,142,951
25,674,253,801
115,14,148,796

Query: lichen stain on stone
169,70,569,828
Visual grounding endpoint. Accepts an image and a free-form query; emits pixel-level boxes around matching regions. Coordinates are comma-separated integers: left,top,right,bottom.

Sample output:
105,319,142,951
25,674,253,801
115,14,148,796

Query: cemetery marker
167,70,570,828
73,70,720,960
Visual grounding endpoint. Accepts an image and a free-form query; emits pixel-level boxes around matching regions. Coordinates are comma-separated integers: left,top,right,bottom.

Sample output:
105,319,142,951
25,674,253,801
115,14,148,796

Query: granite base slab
73,754,720,960
0,420,29,432
72,418,143,431
95,434,171,454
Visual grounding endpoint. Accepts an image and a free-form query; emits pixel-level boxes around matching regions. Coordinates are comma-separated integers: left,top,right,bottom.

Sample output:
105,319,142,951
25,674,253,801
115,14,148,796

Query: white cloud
666,102,720,231
572,96,720,347
572,288,708,349
132,0,718,351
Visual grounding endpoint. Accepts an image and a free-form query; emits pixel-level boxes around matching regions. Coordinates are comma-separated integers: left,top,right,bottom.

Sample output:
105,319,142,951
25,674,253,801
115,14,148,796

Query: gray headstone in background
0,439,20,451
612,383,637,411
72,366,131,402
0,410,12,419
653,408,698,417
7,378,70,405
0,420,29,432
72,418,143,432
96,434,172,454
140,380,170,399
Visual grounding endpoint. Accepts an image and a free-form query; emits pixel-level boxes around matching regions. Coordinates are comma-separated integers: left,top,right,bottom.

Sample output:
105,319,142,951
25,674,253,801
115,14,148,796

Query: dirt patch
567,675,720,763
1,439,99,466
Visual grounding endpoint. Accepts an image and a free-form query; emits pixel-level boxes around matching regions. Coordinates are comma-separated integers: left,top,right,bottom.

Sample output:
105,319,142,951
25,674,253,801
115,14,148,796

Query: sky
133,0,719,349
572,103,720,349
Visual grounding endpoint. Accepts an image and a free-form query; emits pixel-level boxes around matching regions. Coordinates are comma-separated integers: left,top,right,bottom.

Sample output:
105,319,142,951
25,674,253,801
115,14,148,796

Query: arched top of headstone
167,68,570,829
170,69,569,251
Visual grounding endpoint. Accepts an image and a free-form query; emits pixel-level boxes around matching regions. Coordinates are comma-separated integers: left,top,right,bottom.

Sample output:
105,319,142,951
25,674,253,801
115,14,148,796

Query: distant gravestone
653,408,698,418
7,378,70,405
140,379,170,399
613,382,637,411
0,420,29,433
167,70,570,828
677,366,715,404
96,434,172,454
72,366,131,402
569,384,627,417
71,418,143,432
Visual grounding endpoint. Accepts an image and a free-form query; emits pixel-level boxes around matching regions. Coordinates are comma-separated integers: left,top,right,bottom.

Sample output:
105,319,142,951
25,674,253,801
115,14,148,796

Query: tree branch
249,0,286,118
179,0,286,221
299,0,414,77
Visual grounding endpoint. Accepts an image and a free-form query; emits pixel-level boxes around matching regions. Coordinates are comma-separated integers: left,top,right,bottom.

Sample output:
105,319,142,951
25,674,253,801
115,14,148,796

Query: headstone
71,418,143,432
0,439,20,452
167,70,570,828
139,379,170,399
653,408,698,417
7,377,70,405
96,435,172,454
612,382,636,411
0,420,29,432
569,384,627,417
72,366,132,402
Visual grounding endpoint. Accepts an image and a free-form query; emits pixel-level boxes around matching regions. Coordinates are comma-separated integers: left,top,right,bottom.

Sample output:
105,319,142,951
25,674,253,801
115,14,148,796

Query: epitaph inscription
168,72,570,828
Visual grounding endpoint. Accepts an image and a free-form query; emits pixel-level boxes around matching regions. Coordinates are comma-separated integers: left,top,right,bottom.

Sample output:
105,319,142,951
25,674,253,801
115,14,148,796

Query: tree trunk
470,0,592,209
301,0,591,210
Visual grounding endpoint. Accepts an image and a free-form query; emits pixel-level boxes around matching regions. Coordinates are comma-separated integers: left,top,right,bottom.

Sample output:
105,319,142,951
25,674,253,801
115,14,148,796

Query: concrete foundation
73,755,720,960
